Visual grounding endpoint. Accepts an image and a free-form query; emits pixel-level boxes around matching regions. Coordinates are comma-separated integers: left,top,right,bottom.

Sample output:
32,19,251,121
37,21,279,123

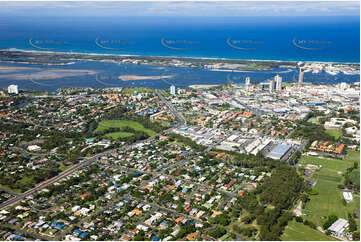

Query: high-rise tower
275,75,282,91
170,85,176,95
298,68,304,86
245,77,251,86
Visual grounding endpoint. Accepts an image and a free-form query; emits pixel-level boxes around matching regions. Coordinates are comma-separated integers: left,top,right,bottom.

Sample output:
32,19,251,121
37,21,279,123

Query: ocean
0,15,359,91
0,16,359,63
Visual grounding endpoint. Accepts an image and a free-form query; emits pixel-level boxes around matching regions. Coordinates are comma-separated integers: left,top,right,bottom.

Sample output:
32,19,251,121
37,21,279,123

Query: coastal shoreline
0,48,359,65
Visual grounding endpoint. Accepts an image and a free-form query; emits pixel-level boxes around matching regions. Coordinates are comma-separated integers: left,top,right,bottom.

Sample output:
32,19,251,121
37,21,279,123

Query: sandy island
0,66,34,71
118,75,173,81
0,69,97,80
189,84,221,89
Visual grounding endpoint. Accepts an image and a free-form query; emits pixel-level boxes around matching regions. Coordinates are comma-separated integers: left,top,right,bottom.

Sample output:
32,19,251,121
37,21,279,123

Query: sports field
281,220,338,241
104,131,134,139
325,129,342,140
95,120,156,138
299,151,360,227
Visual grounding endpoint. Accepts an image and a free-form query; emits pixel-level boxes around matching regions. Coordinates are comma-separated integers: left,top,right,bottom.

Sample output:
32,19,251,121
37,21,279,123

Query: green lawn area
104,131,134,139
14,176,35,191
159,89,171,97
220,233,233,241
95,120,156,137
281,220,338,241
300,151,360,227
121,87,154,94
325,129,342,140
0,184,21,194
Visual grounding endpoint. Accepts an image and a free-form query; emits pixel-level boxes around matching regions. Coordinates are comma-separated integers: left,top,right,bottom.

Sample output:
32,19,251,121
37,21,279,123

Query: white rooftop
343,192,353,202
328,218,349,233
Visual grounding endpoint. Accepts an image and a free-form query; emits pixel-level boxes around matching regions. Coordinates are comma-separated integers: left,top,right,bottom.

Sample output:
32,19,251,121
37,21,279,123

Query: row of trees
168,133,207,152
292,121,336,143
343,161,360,191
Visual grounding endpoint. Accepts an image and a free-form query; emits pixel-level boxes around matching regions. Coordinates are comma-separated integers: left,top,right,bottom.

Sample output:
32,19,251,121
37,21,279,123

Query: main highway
155,90,187,128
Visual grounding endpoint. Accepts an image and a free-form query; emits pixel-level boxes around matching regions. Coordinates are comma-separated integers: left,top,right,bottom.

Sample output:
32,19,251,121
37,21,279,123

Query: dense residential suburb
0,79,359,241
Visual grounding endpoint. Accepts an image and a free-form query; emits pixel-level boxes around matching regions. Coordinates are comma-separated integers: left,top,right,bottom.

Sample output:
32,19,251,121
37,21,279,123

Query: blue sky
0,1,359,17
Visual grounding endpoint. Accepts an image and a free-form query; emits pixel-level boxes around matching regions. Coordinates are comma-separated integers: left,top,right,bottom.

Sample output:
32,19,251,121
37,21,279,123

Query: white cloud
0,1,359,16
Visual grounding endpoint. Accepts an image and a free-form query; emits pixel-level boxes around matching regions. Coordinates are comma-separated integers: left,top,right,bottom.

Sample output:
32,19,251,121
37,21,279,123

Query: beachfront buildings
275,75,282,91
245,77,251,86
7,85,18,94
170,85,176,95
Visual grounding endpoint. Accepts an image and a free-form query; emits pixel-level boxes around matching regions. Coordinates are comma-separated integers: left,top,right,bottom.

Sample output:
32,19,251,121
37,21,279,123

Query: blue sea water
0,15,359,91
0,16,359,63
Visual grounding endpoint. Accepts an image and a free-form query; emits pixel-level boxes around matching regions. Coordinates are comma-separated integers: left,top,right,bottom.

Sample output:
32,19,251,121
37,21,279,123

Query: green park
282,151,360,241
95,120,156,139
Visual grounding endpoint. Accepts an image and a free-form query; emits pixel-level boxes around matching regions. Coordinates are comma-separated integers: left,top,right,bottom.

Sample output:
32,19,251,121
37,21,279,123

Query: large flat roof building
266,143,292,160
328,218,349,238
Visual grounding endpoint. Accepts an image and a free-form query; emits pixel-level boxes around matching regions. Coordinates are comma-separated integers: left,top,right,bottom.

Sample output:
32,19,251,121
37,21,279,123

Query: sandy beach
189,84,221,89
118,75,173,81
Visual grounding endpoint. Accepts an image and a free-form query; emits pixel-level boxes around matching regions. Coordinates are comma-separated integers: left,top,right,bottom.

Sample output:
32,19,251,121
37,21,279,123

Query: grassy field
0,184,21,194
219,234,233,241
300,151,360,227
121,87,154,94
95,120,156,137
104,131,134,139
325,129,342,140
158,89,171,97
281,220,338,241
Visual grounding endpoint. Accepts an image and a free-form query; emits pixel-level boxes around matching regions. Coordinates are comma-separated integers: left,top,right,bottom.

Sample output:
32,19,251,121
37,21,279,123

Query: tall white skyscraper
269,79,274,93
8,85,18,94
275,75,282,91
245,77,251,86
298,68,304,86
170,85,176,95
